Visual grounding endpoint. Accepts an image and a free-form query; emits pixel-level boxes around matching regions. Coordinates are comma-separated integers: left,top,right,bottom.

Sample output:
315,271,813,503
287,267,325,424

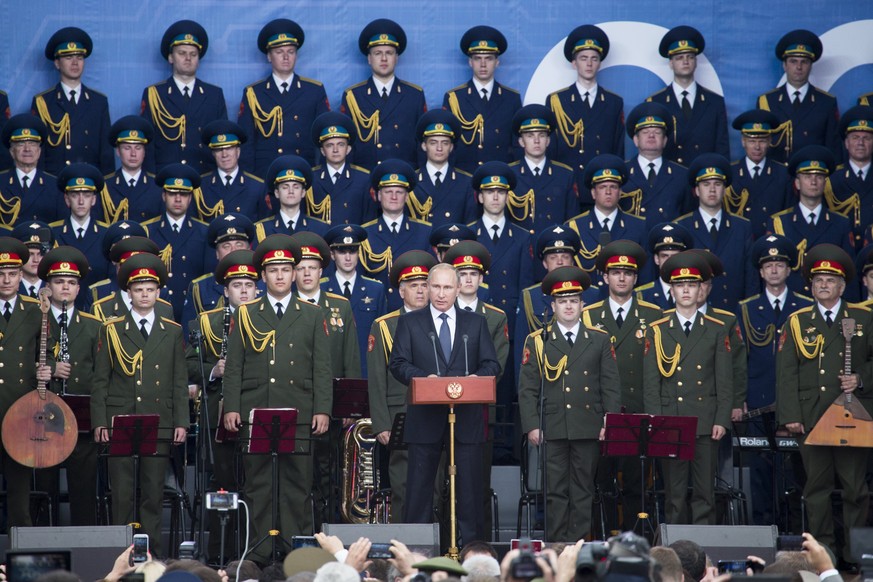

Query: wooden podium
410,376,495,560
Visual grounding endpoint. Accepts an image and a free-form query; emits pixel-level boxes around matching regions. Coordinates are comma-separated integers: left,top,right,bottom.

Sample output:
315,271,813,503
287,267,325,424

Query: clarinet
59,300,70,394
220,305,231,361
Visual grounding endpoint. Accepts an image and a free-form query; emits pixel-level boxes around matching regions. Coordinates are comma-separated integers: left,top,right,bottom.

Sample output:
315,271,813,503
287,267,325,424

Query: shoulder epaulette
141,216,160,226
448,83,468,93
647,87,669,99
35,87,55,98
150,80,169,88
739,294,761,305
675,212,694,221
792,305,814,315
522,283,539,293
85,87,108,98
584,300,605,310
849,303,873,313
703,314,726,325
298,297,322,310
240,297,260,307
651,316,672,326
345,80,368,91
192,273,212,284
160,317,181,327
552,85,574,97
157,298,172,306
77,311,101,322
527,328,544,338
711,307,737,317
361,275,382,285
498,83,519,94
482,303,505,315
635,282,655,292
191,217,209,227
636,299,661,310
325,292,350,303
361,218,379,228
551,160,573,171
761,87,781,96
508,160,521,168
409,217,432,226
104,315,125,325
601,87,622,98
663,308,676,314
812,86,835,98
792,292,813,302
96,220,109,228
455,168,472,177
19,295,39,304
312,164,324,172
375,310,401,323
567,210,592,222
92,292,116,306
350,164,370,174
241,172,264,183
773,207,793,217
319,276,329,284
398,79,424,91
297,76,323,87
201,306,225,317
585,324,608,334
48,219,64,228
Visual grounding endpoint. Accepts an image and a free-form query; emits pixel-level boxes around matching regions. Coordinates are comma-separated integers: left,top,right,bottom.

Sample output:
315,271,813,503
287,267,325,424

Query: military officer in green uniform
92,253,188,557
583,240,662,533
519,265,621,541
0,237,52,528
643,251,732,525
367,250,436,523
38,246,101,526
222,234,332,563
187,249,260,563
776,244,873,566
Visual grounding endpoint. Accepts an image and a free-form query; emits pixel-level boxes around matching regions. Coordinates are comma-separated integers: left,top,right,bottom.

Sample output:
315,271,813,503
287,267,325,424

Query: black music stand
105,414,160,530
602,413,697,540
243,407,298,563
62,394,91,434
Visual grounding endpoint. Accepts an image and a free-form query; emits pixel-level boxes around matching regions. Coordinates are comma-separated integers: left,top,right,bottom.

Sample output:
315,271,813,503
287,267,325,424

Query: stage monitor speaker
9,526,133,582
657,524,779,564
850,527,873,563
323,524,440,555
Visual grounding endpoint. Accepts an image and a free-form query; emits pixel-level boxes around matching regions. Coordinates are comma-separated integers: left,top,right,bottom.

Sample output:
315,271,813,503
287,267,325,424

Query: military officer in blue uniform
309,111,377,226
239,19,329,176
182,212,256,331
142,163,213,321
508,105,578,237
85,220,150,313
621,103,691,231
767,146,855,298
141,20,228,173
0,115,62,227
647,26,729,165
676,154,757,312
468,161,534,328
757,30,841,164
429,223,476,262
737,234,812,525
256,155,330,243
102,116,163,224
361,159,432,311
634,222,693,305
322,224,387,376
32,27,113,175
726,110,794,238
341,19,427,170
827,105,873,250
11,220,52,298
51,163,109,304
411,110,476,227
443,26,522,173
548,24,625,204
199,120,269,221
565,154,647,298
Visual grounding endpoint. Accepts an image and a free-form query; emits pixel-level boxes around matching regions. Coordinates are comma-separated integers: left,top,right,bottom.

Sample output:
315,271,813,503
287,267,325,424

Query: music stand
105,414,160,530
603,413,698,540
62,395,91,434
243,408,298,563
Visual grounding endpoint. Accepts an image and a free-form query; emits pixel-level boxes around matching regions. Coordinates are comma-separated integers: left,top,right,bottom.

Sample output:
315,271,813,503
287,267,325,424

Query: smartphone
368,543,393,559
292,535,320,549
132,533,149,564
6,551,71,582
777,535,804,552
717,560,749,575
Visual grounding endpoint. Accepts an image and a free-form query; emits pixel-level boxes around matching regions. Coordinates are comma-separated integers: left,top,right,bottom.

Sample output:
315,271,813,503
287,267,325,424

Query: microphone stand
537,304,550,541
189,330,215,560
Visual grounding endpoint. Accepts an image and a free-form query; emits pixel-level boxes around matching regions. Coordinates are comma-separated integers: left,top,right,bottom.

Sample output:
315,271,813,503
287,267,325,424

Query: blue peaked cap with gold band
160,20,208,59
512,104,554,136
839,105,873,138
563,24,609,61
258,18,305,53
325,224,368,248
202,119,247,149
751,234,795,266
659,25,705,58
536,224,581,258
358,18,407,55
416,109,460,143
156,163,201,192
687,153,732,187
731,109,780,137
207,212,255,248
2,114,47,149
267,155,312,189
460,25,507,56
775,29,822,62
311,111,356,147
44,27,92,60
647,222,693,254
788,145,835,177
584,154,628,188
109,115,154,147
56,163,105,194
471,161,516,191
371,159,416,191
625,102,673,138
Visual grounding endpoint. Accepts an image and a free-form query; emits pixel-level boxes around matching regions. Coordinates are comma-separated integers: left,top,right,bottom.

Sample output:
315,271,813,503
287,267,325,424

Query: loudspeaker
323,524,440,555
8,526,132,582
657,524,779,564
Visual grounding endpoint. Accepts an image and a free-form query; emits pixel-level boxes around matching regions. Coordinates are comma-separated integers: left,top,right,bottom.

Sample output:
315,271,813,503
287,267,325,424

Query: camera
576,541,610,579
179,541,197,560
576,532,653,582
368,543,393,559
510,537,543,580
206,490,239,511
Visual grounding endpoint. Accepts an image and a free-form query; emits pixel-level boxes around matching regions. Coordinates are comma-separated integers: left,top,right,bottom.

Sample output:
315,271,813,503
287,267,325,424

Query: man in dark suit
309,112,377,226
256,155,330,243
389,263,500,544
101,116,163,223
200,120,269,221
91,253,188,557
777,244,873,566
548,25,625,206
726,110,794,238
141,20,228,173
51,163,109,306
621,103,690,232
223,234,333,563
0,237,52,528
341,19,426,170
444,26,521,173
519,265,621,541
239,19,329,176
0,114,62,227
32,27,113,175
828,105,873,250
412,110,476,227
646,26,729,165
643,251,732,525
757,30,841,163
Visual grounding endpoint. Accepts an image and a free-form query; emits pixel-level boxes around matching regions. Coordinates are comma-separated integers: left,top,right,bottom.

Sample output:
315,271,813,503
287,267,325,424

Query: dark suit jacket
728,158,793,238
310,164,377,226
647,84,730,165
621,158,691,231
412,167,476,227
0,170,62,226
757,85,841,164
101,170,163,223
389,306,500,444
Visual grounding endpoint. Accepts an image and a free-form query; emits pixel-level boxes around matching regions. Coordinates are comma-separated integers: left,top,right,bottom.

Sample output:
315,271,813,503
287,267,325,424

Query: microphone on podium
428,332,442,377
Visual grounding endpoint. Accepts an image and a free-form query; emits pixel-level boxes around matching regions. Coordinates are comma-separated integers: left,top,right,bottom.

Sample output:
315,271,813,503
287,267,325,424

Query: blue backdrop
3,0,872,158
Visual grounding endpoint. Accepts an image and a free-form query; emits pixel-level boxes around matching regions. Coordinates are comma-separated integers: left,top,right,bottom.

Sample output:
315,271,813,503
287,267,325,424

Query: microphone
462,334,469,376
428,332,442,377
598,230,612,248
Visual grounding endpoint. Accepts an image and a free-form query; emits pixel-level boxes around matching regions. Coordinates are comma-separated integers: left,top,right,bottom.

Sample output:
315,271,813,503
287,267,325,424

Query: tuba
340,418,390,523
